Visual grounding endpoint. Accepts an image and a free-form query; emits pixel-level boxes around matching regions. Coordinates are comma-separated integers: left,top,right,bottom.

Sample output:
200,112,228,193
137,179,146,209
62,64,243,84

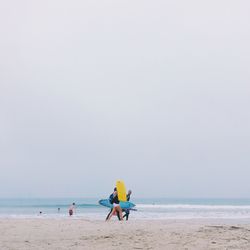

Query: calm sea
1,198,250,220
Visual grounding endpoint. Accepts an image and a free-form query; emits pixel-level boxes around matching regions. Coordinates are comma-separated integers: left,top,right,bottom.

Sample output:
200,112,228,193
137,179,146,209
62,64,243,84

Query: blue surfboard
99,199,135,209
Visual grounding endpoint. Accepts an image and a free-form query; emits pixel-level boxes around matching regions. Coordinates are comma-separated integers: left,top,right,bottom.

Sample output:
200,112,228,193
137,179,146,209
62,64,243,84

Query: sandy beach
0,219,250,250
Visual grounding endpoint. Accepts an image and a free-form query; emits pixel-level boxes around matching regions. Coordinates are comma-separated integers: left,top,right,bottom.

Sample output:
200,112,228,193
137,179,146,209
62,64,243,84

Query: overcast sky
0,0,249,198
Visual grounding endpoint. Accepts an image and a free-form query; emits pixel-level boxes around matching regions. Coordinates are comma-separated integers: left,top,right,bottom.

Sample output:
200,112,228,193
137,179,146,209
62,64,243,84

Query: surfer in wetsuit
106,188,123,221
123,190,132,220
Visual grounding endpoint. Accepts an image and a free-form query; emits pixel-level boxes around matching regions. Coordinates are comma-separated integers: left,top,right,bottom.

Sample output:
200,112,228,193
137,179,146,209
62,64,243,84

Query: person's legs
107,206,123,221
125,211,129,220
116,211,121,220
107,208,115,221
123,210,129,220
106,209,112,221
116,206,123,221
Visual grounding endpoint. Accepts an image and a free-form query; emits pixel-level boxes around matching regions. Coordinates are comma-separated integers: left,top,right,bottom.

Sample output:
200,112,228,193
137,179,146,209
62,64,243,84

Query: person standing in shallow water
69,203,76,216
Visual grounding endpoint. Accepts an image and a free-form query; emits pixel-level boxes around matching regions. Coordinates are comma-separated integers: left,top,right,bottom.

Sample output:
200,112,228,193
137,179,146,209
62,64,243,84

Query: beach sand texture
0,219,250,250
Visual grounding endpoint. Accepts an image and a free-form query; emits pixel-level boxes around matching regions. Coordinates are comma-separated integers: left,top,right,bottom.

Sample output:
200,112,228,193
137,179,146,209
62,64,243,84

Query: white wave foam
136,204,250,210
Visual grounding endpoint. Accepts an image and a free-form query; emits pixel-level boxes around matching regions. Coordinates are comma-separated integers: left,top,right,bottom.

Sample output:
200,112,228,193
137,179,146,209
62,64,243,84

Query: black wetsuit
123,194,131,220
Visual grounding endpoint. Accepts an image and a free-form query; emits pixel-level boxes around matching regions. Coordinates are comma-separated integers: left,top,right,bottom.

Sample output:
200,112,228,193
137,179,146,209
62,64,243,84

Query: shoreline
1,216,250,223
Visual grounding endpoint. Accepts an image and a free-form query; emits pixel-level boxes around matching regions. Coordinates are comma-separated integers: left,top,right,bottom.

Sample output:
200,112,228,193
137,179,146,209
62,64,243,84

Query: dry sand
0,219,250,249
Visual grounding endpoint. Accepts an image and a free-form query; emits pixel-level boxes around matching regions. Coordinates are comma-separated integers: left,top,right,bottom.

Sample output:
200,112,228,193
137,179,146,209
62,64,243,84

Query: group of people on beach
67,188,132,221
106,187,132,221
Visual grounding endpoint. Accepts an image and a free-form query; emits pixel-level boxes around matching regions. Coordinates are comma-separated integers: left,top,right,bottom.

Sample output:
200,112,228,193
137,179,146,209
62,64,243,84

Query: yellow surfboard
116,180,127,202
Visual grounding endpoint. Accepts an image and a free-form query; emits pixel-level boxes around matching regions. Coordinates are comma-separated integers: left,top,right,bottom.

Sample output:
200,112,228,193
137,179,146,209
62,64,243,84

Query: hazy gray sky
0,0,249,198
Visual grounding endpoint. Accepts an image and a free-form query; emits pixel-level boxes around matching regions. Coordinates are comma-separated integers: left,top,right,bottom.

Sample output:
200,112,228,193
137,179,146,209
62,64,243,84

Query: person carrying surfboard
105,188,121,221
106,188,123,221
123,190,132,220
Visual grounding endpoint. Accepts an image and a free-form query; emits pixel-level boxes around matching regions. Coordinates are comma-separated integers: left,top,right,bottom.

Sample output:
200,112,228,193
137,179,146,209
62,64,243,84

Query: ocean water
1,198,250,220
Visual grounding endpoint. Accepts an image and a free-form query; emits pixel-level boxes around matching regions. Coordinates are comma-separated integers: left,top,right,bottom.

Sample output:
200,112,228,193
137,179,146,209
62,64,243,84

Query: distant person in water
123,190,132,220
106,188,123,221
69,203,76,216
